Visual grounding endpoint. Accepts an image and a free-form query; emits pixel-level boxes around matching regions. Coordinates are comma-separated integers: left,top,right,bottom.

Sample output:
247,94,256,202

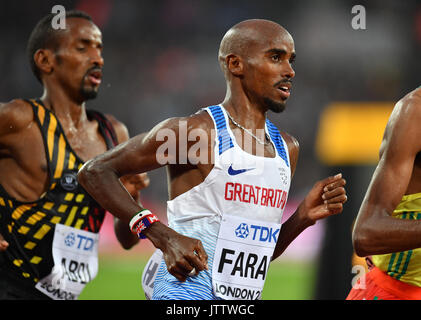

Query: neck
221,86,267,131
40,84,87,126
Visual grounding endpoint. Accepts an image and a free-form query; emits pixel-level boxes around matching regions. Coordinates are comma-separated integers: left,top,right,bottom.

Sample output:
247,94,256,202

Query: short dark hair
27,10,93,83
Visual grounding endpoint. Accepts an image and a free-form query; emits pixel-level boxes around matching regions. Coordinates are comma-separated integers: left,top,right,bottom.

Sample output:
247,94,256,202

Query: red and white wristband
129,209,160,239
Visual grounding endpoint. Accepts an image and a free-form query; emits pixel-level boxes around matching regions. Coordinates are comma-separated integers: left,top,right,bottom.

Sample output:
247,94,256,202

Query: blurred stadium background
2,0,421,299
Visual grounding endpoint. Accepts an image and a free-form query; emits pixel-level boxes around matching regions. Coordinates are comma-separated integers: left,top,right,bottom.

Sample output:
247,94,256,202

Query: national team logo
235,223,249,239
64,232,76,247
60,171,78,191
278,167,288,185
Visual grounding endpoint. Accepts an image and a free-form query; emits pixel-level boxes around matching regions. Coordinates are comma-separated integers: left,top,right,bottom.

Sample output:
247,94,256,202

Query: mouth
277,83,291,99
86,69,102,86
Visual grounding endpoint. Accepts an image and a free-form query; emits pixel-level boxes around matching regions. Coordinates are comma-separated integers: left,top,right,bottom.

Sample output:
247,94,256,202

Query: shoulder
0,99,34,134
147,109,215,135
103,113,130,143
385,88,421,134
379,88,421,157
392,88,421,118
186,109,215,132
401,86,421,103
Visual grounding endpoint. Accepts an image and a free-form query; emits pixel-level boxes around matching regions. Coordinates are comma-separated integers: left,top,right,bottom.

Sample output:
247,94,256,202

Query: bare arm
105,115,152,249
114,172,150,249
0,100,35,251
272,133,347,260
78,116,209,281
353,94,421,257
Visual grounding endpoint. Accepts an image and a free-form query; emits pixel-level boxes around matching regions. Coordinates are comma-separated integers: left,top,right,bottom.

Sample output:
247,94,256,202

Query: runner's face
243,30,295,113
53,18,104,101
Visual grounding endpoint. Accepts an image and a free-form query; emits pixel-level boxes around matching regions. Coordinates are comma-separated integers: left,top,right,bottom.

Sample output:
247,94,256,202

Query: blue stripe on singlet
266,119,289,167
208,105,234,155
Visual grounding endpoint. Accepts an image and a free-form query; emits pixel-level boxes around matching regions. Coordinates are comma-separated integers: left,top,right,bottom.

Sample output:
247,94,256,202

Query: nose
283,61,295,79
91,48,104,68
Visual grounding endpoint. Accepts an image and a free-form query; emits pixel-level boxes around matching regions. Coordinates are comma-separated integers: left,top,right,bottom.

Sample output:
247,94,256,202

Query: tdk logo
64,233,95,251
235,223,280,243
235,223,249,239
64,233,76,247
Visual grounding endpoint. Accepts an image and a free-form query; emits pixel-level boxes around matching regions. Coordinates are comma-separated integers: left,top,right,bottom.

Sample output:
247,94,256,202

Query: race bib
212,214,280,300
35,224,99,300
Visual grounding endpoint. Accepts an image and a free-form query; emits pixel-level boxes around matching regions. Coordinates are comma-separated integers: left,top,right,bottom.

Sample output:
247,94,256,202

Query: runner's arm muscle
353,95,421,256
78,116,208,281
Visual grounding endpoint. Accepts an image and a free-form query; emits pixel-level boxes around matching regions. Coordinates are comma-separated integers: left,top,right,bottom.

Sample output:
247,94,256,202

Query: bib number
212,214,280,300
35,224,99,300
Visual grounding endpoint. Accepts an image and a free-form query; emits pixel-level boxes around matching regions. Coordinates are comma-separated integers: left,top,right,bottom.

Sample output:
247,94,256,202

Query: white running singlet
148,105,291,300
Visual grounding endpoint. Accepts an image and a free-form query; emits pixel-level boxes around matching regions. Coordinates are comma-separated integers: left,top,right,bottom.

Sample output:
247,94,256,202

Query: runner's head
218,19,295,113
27,10,103,102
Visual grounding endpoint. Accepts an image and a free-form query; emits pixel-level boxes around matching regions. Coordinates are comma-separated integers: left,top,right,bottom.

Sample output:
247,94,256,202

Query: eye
289,57,295,65
76,46,86,52
271,54,280,62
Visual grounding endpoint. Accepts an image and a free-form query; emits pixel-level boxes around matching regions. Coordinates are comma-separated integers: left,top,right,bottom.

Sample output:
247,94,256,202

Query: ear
33,48,55,78
226,54,244,77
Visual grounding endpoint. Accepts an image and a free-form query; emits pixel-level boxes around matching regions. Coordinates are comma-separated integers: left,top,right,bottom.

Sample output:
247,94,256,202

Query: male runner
348,87,421,300
78,19,347,300
0,10,148,300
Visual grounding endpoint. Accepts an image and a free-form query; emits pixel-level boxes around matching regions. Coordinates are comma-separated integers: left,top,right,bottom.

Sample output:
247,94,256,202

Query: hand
163,232,209,282
0,233,9,251
145,223,208,282
120,173,150,196
298,173,347,225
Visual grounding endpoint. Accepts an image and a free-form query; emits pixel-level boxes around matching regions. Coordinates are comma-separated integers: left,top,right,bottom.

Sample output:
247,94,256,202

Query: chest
62,124,108,162
15,115,108,177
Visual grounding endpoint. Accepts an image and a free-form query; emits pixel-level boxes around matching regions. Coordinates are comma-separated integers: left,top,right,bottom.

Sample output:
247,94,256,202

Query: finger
322,186,346,200
171,270,188,282
176,258,197,274
167,260,194,281
323,178,346,192
324,194,348,204
187,268,198,276
0,233,8,250
0,240,9,251
192,242,209,270
185,251,207,272
325,202,344,214
320,173,343,186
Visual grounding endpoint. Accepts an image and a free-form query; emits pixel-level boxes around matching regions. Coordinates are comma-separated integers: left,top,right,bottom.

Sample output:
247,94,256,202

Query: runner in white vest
79,19,348,300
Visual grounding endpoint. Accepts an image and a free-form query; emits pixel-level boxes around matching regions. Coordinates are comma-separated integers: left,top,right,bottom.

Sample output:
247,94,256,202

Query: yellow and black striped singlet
372,193,421,287
0,99,118,286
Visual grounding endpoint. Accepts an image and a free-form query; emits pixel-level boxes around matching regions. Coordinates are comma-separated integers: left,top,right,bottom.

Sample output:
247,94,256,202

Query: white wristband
129,209,152,233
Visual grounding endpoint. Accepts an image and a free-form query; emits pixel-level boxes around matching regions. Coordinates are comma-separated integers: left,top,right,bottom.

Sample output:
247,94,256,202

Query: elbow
119,239,138,250
352,233,370,257
77,159,106,190
77,160,91,182
352,223,375,257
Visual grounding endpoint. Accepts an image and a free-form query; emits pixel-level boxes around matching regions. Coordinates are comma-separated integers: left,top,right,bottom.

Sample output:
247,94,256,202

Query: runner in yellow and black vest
0,99,119,300
0,10,151,300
